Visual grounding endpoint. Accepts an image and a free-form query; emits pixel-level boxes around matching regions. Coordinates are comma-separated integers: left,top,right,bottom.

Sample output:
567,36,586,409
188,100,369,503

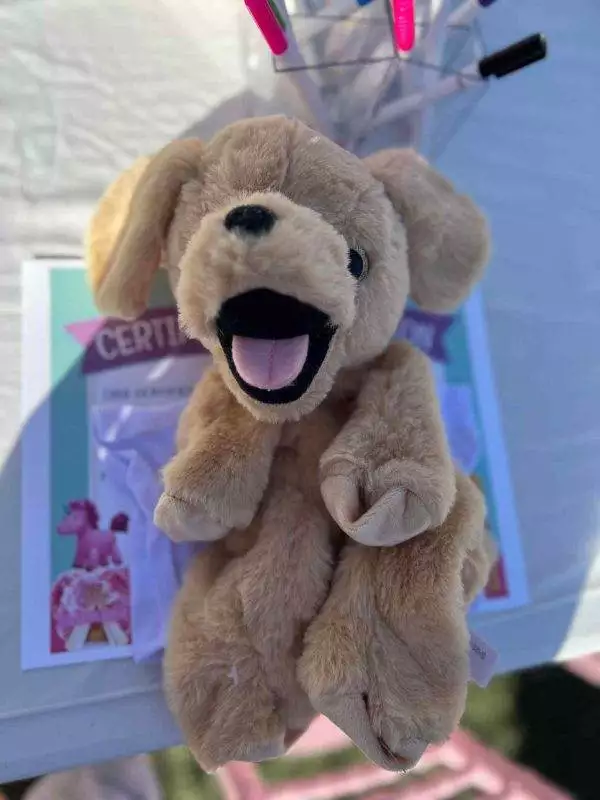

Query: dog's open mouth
216,289,336,405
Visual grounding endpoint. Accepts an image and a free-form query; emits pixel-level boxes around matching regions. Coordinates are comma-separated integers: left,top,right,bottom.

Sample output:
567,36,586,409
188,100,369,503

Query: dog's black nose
224,204,277,236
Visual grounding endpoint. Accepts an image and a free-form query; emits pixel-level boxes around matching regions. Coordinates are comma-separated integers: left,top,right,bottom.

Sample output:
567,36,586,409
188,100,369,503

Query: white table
1,0,599,783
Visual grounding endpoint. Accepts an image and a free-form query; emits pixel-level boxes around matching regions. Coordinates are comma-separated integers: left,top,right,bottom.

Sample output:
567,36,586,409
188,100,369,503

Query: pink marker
245,0,288,57
391,0,415,52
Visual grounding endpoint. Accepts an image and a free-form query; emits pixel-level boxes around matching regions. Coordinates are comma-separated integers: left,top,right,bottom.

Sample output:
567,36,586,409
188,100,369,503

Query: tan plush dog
86,116,496,773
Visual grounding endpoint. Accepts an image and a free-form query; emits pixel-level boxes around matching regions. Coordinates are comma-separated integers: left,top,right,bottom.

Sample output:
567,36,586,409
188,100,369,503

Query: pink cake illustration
51,500,131,652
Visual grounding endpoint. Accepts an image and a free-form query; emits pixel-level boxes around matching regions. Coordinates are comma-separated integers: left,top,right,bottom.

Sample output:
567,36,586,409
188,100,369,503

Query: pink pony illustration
58,500,129,571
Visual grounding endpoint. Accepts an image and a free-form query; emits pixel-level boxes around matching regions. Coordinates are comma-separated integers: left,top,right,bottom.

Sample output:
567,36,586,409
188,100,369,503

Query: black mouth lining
216,289,336,405
217,288,330,340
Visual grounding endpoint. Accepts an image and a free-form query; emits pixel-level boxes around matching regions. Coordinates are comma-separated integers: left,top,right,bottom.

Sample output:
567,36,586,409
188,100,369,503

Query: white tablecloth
1,0,599,783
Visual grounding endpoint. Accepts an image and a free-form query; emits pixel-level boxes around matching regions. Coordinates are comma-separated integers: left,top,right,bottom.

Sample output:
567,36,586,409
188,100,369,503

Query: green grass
260,746,367,782
153,748,219,800
462,674,522,758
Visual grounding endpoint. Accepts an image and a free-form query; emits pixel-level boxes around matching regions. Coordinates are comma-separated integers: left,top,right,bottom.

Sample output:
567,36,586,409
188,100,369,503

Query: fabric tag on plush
468,630,498,687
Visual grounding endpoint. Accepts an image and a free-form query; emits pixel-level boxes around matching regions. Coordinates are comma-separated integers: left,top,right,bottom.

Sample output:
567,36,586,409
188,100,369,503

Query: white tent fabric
1,0,599,782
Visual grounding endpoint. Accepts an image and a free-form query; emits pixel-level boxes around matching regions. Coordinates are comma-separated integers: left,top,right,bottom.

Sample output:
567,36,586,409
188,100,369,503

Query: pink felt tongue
232,335,309,391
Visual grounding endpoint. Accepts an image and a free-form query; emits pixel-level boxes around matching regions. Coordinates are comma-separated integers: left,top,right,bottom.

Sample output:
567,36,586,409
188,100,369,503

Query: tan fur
298,472,494,771
165,405,341,771
363,149,490,312
85,116,494,773
155,368,281,541
177,190,356,421
85,156,152,294
95,139,205,319
320,340,456,545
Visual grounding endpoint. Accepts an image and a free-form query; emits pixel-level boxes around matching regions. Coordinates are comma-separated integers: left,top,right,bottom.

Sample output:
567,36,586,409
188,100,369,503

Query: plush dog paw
165,616,305,772
164,560,287,769
298,556,469,771
164,542,317,772
175,660,315,772
154,493,229,543
312,690,429,772
169,661,286,772
156,447,262,541
320,458,455,546
299,617,468,772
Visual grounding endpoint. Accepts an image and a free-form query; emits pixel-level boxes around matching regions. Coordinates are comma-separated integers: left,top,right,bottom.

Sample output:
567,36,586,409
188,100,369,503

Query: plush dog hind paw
164,636,290,772
320,458,455,546
188,709,286,774
309,692,429,772
299,629,468,772
164,545,317,772
186,703,311,772
154,493,229,543
298,575,469,771
191,725,287,773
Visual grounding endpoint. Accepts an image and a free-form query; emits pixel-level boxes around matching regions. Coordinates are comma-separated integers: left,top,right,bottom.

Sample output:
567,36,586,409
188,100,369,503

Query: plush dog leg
155,368,281,542
165,410,338,772
299,471,494,772
165,539,293,771
320,340,455,546
463,522,498,604
165,495,332,771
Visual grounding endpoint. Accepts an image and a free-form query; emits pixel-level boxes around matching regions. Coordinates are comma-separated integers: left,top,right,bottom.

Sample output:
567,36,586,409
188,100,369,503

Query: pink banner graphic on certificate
66,307,206,374
65,318,107,346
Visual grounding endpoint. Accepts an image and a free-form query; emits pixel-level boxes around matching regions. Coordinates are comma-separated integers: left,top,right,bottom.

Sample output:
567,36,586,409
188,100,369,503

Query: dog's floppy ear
86,139,204,319
364,149,489,311
85,155,151,301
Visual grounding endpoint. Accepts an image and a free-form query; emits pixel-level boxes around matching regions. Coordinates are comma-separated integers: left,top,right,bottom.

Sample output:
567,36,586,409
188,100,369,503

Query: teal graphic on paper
397,303,509,601
49,269,178,580
44,266,200,656
50,269,95,579
50,267,173,580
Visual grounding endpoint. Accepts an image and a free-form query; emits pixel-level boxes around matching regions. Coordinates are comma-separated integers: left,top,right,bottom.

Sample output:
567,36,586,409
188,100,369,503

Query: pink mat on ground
217,717,572,800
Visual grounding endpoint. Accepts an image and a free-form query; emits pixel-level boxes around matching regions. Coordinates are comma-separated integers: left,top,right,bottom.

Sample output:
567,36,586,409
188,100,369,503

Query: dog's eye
348,246,369,282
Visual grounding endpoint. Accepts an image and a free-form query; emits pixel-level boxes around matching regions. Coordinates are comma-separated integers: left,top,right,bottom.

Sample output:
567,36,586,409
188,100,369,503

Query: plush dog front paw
320,457,455,546
155,447,262,542
154,493,229,543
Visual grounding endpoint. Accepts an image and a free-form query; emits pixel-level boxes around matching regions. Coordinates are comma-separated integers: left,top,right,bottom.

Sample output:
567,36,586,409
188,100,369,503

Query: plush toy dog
86,116,496,773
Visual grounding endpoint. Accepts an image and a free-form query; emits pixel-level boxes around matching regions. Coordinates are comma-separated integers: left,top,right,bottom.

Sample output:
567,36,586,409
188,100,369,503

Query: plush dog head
87,116,488,422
